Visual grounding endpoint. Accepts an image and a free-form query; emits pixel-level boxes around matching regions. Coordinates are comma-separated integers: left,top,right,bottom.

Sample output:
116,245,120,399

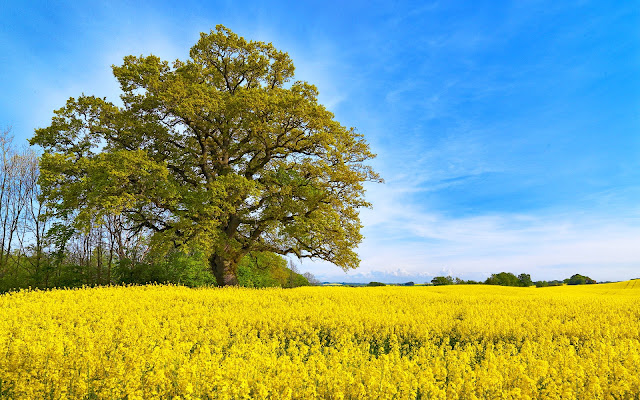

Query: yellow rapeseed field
1,281,640,399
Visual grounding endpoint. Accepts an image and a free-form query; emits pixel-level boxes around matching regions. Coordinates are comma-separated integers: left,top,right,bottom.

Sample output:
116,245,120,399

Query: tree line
430,272,597,287
0,127,318,292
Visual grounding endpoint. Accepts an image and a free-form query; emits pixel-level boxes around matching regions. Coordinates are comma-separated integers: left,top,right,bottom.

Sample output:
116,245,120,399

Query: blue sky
2,1,639,282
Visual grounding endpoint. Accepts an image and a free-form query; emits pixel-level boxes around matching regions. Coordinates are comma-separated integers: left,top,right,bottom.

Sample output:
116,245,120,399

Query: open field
1,282,640,399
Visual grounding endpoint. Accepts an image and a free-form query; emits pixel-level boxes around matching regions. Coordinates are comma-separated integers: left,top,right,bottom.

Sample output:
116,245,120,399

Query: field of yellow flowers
1,281,640,399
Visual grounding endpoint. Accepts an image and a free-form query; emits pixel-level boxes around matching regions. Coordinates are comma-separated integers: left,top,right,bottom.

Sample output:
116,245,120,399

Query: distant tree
431,276,454,286
302,272,320,285
404,281,415,286
284,259,310,288
517,273,533,287
566,274,596,285
535,279,565,288
367,281,386,286
453,277,481,285
485,272,520,286
30,25,380,286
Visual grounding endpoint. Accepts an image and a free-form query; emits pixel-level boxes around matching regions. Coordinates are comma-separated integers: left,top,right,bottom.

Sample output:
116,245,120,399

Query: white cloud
331,178,640,283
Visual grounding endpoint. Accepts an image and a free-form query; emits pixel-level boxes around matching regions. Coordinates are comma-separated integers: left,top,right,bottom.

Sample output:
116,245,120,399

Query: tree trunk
210,255,239,286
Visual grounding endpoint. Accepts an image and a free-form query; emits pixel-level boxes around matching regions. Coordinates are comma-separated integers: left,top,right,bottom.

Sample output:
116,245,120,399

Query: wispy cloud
303,157,640,283
336,177,640,283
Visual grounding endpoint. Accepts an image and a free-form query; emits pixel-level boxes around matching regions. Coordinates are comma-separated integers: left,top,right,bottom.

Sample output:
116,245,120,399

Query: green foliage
55,263,87,288
566,274,597,285
535,280,563,288
236,252,309,288
0,247,311,292
485,272,514,286
236,252,285,288
285,273,311,289
30,25,380,286
431,276,455,286
113,250,310,288
0,257,34,293
114,251,215,287
517,273,534,287
483,272,533,287
367,281,386,287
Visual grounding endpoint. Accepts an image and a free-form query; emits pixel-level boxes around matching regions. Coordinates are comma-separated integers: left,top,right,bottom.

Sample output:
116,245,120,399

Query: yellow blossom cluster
1,280,640,399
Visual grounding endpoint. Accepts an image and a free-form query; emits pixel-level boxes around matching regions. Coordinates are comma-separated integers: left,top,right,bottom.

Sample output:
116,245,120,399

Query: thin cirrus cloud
350,184,640,283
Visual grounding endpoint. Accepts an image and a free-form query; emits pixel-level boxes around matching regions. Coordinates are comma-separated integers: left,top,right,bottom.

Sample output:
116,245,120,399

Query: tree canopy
485,272,534,287
566,274,596,285
30,25,380,286
431,276,454,286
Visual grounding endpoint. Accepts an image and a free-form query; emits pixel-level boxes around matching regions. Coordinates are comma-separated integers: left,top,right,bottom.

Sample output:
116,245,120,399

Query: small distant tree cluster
484,272,533,287
425,272,599,288
535,274,596,287
431,276,455,286
428,276,482,285
535,280,563,288
565,274,597,285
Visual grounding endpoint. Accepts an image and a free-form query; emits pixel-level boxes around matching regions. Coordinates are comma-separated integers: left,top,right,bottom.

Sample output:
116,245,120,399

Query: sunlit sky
2,1,639,282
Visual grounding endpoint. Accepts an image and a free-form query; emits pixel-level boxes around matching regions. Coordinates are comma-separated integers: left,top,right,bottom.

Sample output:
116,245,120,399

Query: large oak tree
31,26,380,286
